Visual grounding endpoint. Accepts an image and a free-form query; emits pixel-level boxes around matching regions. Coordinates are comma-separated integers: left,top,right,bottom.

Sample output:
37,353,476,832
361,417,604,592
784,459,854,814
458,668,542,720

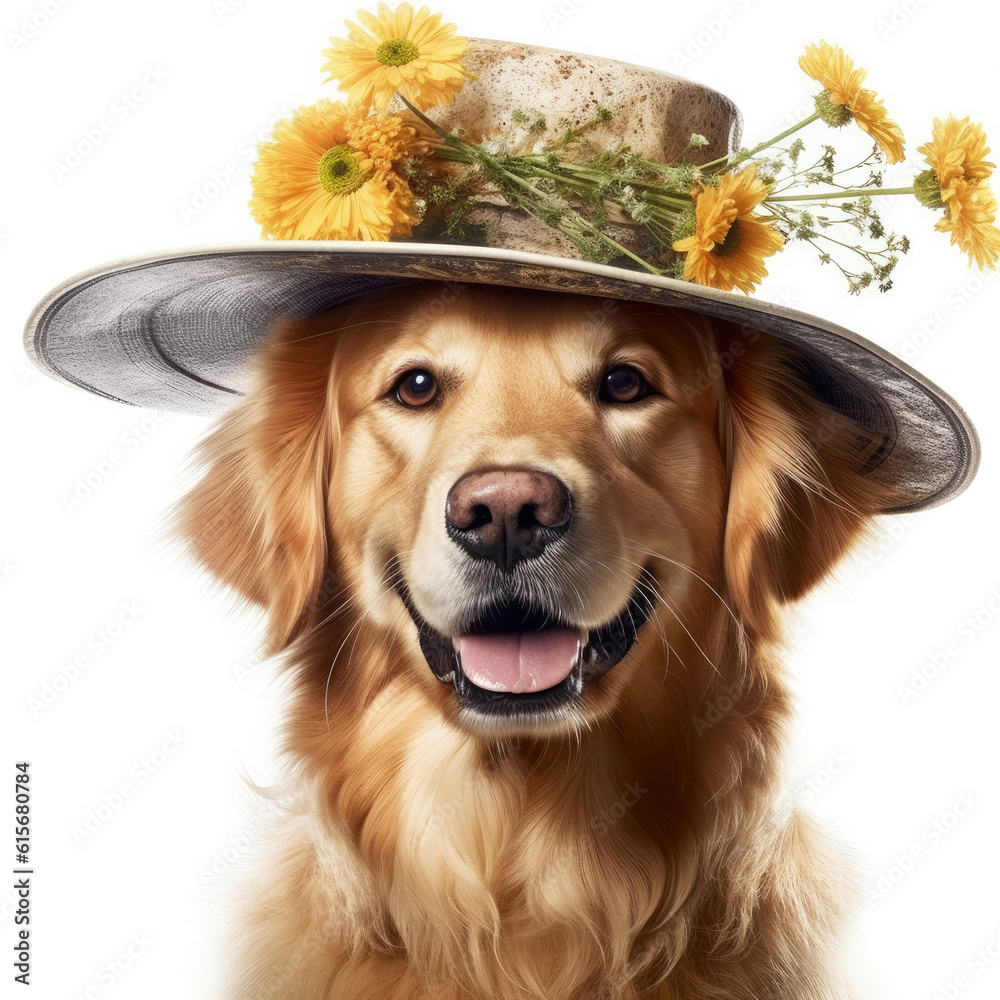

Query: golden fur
175,283,906,999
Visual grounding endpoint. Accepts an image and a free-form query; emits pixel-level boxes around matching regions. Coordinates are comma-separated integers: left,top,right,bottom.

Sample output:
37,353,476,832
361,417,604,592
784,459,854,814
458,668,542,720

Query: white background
2,0,998,997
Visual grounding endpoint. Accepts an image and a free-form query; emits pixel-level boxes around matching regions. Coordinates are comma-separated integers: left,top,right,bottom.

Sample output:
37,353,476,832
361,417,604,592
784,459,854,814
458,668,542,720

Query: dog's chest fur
235,705,686,1000
344,693,675,996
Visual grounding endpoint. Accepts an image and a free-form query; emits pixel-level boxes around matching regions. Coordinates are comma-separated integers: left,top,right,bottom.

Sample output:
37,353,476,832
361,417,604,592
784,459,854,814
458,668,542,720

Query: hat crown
393,39,742,262
423,38,742,162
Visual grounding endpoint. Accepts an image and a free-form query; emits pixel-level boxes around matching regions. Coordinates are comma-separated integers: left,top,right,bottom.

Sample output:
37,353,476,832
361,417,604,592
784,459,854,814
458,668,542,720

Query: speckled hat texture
396,40,742,259
23,39,979,513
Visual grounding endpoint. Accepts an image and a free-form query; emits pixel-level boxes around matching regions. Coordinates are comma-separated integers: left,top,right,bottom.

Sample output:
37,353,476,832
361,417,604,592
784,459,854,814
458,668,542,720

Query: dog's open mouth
397,571,655,719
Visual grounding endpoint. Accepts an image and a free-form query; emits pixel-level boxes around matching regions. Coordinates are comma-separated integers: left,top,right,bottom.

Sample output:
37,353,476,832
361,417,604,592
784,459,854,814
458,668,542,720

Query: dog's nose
446,468,572,570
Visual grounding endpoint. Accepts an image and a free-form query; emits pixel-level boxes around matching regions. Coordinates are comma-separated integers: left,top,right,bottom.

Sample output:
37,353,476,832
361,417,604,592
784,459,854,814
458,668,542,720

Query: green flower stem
445,148,692,205
625,188,691,210
699,112,822,172
516,165,592,191
739,111,823,157
436,148,597,196
523,162,690,212
398,94,453,140
766,186,916,203
540,161,691,204
477,156,664,275
788,225,897,260
453,146,663,274
432,144,679,272
537,165,693,208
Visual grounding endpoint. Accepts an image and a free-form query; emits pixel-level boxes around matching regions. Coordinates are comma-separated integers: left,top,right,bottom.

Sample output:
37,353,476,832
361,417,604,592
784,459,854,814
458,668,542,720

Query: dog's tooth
567,650,585,694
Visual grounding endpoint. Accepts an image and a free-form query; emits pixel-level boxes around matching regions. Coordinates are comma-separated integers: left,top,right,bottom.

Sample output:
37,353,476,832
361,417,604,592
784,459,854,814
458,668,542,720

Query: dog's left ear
717,322,909,636
171,315,338,653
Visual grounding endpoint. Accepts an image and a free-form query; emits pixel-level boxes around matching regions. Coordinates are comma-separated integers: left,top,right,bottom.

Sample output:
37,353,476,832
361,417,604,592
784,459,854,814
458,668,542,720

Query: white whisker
323,616,366,731
321,555,408,730
588,555,687,686
624,540,745,638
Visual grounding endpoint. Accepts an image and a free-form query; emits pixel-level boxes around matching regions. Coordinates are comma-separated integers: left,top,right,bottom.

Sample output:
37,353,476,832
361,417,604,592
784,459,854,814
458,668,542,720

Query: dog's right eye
599,365,652,404
394,369,439,407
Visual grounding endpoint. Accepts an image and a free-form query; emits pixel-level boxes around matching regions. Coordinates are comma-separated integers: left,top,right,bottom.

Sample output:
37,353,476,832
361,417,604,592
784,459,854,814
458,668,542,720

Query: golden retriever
175,280,904,999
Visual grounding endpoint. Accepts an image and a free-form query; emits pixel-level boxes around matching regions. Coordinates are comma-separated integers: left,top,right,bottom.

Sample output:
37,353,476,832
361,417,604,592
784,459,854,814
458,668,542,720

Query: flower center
376,37,419,67
715,220,742,256
317,145,368,194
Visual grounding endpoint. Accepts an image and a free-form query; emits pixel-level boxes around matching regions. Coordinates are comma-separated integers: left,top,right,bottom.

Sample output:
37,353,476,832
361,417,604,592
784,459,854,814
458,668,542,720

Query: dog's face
326,286,728,736
178,281,900,747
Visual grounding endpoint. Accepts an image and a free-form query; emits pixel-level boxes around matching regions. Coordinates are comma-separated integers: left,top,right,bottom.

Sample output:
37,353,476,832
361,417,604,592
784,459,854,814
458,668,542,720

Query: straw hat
22,37,979,513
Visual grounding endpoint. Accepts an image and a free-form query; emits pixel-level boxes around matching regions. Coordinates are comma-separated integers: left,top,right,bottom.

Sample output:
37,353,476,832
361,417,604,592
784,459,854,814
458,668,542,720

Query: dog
174,280,906,999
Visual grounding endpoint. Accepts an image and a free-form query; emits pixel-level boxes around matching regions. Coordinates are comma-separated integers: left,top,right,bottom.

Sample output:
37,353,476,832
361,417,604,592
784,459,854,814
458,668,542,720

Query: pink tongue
455,629,580,693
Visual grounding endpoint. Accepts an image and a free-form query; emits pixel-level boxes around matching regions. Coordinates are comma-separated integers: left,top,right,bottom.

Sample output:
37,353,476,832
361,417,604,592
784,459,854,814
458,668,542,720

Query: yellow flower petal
321,3,468,112
799,40,905,164
249,99,429,241
917,115,995,202
934,178,1000,270
672,166,784,294
848,88,905,165
799,40,867,107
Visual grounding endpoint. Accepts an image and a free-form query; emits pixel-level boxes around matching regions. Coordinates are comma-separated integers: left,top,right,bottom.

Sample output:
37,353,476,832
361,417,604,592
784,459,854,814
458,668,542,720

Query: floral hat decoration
25,5,991,511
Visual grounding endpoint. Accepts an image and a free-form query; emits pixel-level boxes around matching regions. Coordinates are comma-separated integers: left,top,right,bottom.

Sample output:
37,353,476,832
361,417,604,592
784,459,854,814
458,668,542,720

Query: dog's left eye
394,369,439,407
599,365,651,404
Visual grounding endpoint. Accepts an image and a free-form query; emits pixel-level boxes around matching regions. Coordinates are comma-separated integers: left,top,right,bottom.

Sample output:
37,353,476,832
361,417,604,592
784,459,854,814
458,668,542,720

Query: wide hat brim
23,240,979,513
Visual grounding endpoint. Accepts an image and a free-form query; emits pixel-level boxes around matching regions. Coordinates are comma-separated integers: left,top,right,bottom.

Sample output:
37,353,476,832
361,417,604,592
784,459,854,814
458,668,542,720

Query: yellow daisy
934,178,1000,270
799,41,905,164
250,100,430,241
672,166,784,294
917,115,995,202
322,3,468,112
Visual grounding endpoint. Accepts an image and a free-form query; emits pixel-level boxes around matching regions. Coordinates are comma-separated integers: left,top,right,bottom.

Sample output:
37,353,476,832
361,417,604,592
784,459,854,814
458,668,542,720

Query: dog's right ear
171,315,339,654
